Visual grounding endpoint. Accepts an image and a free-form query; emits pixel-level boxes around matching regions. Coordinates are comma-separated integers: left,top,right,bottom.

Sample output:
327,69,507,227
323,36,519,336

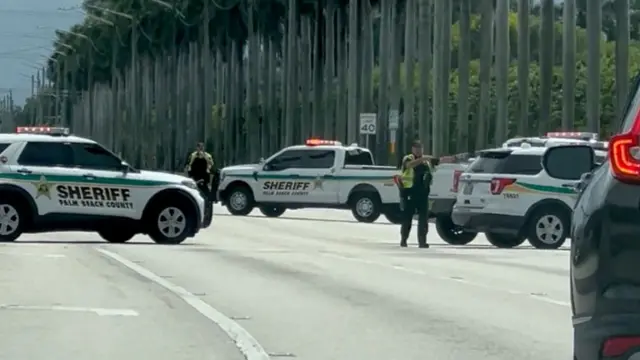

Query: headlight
181,179,198,190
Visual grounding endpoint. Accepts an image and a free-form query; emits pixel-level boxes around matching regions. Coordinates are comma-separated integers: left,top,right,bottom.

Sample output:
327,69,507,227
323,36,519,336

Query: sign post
359,113,377,148
388,109,399,154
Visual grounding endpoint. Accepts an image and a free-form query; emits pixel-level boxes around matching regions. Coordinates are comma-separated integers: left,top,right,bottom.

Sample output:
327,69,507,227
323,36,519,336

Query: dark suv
542,85,640,358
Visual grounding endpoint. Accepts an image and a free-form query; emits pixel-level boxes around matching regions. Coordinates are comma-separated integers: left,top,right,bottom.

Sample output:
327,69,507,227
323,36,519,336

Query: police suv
217,139,469,223
451,140,607,249
0,126,209,244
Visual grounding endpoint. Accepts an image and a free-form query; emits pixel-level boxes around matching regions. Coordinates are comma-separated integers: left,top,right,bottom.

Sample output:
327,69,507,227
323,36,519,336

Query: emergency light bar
16,126,70,136
546,132,599,141
305,139,342,146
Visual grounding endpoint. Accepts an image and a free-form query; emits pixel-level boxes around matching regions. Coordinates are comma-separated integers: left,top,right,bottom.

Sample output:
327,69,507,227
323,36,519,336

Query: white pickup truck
216,140,471,233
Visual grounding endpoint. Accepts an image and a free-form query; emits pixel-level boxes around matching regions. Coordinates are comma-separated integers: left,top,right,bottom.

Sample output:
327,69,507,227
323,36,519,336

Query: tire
225,186,254,216
525,206,570,249
350,192,381,223
259,205,286,217
202,201,213,228
485,232,526,248
435,216,477,245
98,229,135,243
147,200,197,245
384,207,404,224
0,198,25,242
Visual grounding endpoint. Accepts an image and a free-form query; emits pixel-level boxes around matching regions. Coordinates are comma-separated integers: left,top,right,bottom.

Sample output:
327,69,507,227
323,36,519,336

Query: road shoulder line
96,248,270,360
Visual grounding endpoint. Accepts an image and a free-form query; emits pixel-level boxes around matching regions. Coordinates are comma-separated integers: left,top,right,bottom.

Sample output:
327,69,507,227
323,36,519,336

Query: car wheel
485,232,526,248
350,192,381,223
202,201,213,228
259,205,286,217
0,200,25,242
435,216,477,245
526,206,570,249
225,186,254,216
98,229,135,243
148,201,196,245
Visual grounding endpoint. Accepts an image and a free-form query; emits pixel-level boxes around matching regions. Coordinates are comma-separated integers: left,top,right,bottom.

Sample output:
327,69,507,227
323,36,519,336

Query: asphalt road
0,206,572,360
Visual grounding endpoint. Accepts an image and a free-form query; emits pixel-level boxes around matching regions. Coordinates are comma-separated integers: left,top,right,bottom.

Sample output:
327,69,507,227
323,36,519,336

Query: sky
1,0,84,105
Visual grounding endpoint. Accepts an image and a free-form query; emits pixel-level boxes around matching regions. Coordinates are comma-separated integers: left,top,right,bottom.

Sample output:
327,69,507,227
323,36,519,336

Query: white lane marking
0,251,65,258
320,252,571,308
0,304,138,316
97,248,270,360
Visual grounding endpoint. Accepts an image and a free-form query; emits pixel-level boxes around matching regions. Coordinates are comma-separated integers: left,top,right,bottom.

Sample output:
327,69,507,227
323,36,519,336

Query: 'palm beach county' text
57,185,134,209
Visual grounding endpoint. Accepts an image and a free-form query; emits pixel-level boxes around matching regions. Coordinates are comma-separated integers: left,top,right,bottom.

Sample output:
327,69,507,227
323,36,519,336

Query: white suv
451,145,606,249
0,127,209,244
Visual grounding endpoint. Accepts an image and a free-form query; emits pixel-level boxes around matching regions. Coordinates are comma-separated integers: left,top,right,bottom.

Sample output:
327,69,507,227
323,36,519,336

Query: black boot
400,238,408,247
418,237,429,248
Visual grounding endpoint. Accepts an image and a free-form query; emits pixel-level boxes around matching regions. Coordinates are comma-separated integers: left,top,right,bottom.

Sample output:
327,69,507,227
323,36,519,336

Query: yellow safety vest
400,154,433,189
400,154,415,188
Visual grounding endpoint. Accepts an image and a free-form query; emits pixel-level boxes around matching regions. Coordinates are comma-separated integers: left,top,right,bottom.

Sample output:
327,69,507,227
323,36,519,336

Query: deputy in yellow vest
399,140,433,248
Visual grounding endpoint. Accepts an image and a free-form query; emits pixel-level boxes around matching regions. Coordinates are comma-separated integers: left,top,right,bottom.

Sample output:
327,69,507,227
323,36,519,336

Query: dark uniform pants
400,190,429,245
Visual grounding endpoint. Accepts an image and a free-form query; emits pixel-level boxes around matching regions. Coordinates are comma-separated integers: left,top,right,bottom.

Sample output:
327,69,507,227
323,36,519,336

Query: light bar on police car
305,139,342,146
16,126,70,135
546,131,599,141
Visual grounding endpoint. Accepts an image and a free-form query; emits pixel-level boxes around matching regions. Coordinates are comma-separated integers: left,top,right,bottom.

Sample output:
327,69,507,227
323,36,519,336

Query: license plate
463,183,474,195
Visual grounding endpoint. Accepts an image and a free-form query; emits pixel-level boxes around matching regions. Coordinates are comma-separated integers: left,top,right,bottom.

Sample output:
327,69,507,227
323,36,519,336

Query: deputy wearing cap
398,140,433,248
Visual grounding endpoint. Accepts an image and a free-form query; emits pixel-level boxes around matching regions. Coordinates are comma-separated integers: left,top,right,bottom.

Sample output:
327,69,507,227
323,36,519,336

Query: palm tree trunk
417,0,432,151
517,0,529,136
495,0,509,144
615,0,630,129
586,0,602,133
539,0,554,133
456,0,470,152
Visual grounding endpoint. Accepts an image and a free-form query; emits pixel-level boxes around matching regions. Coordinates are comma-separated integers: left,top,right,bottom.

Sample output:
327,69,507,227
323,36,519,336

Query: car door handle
83,174,96,180
16,168,32,174
561,183,576,188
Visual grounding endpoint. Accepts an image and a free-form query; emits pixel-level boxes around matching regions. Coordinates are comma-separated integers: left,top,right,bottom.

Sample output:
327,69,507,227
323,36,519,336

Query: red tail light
602,336,640,357
452,170,463,192
610,112,640,181
490,178,515,195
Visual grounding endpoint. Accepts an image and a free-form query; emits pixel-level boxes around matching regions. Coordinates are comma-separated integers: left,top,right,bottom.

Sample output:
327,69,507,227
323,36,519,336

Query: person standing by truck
398,140,433,248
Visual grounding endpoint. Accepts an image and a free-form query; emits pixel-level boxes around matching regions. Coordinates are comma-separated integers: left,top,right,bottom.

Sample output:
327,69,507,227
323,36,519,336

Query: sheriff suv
547,78,640,359
0,126,208,244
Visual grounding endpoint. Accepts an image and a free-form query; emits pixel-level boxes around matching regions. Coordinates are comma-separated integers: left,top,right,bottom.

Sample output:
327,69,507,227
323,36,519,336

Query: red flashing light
546,131,598,140
602,336,640,357
305,139,341,146
610,110,640,182
17,126,52,133
16,126,69,135
490,178,516,195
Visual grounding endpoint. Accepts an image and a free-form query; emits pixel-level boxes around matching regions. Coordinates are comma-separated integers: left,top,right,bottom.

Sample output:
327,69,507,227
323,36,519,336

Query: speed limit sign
359,113,377,135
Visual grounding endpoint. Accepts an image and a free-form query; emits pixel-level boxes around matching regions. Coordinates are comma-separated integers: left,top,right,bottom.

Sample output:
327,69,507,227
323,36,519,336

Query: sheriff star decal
32,175,53,199
312,176,324,190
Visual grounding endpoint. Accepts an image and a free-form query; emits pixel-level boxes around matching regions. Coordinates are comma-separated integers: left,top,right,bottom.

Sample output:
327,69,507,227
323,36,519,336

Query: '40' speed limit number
359,113,377,135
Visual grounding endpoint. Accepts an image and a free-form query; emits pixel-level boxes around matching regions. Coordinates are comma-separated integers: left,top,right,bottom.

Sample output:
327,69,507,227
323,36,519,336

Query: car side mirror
259,157,265,164
542,145,595,180
120,161,130,173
